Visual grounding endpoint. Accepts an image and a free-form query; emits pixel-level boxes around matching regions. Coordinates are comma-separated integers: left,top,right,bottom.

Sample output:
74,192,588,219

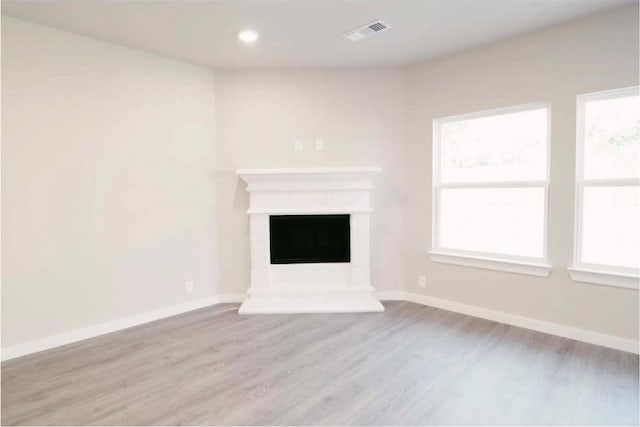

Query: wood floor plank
156,303,428,426
2,302,638,426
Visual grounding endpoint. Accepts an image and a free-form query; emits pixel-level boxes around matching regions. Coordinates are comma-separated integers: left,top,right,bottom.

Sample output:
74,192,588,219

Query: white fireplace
236,167,384,314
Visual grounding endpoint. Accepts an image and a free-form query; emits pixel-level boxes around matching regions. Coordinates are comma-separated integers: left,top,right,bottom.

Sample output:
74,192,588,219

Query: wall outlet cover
185,281,195,294
418,275,427,288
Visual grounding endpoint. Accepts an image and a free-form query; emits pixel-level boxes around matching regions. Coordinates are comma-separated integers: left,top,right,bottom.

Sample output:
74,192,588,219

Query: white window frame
429,102,552,277
569,87,640,290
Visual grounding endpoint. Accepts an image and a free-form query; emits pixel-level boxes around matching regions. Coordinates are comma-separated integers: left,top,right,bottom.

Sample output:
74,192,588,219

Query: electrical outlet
315,138,324,151
418,275,427,288
294,139,303,152
185,281,195,294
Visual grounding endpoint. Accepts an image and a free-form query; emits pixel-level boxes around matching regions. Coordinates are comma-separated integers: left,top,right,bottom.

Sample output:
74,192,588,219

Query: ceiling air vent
343,20,391,42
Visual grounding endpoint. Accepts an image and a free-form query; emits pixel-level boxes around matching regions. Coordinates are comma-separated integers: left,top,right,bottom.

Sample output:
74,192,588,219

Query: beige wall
1,17,219,347
404,5,639,340
214,69,406,294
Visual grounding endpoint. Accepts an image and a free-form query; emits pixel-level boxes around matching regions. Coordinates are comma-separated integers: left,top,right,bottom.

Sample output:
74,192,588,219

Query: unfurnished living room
1,0,639,425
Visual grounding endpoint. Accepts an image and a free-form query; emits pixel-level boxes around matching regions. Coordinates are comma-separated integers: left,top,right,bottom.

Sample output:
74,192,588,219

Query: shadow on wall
233,174,249,211
213,170,251,294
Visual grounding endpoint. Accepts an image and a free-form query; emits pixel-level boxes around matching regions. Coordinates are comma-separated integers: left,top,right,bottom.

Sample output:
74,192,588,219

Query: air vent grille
343,20,391,42
368,22,387,32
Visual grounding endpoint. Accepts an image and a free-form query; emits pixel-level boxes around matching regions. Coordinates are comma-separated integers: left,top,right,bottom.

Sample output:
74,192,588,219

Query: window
431,103,551,276
570,87,639,289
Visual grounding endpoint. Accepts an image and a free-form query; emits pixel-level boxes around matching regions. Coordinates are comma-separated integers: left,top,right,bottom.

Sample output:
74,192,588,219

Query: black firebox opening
269,214,350,264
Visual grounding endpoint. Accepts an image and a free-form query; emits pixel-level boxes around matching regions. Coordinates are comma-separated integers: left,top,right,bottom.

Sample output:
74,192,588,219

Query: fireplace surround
236,167,384,314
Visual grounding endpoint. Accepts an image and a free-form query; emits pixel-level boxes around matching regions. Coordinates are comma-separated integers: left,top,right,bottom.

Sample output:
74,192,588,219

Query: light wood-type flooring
2,302,638,425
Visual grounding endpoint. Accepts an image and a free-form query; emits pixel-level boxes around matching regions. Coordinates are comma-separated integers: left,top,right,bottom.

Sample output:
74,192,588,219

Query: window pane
439,188,545,258
440,108,547,183
583,93,640,179
581,186,639,269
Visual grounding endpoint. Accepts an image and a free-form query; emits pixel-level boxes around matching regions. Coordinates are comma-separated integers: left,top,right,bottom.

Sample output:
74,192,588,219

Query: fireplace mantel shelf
247,207,372,215
237,167,382,194
237,166,381,176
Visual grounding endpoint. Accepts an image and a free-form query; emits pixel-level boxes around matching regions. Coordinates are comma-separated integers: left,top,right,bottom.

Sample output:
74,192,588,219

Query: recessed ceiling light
238,30,259,44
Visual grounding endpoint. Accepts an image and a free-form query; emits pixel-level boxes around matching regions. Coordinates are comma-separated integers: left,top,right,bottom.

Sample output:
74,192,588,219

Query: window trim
429,250,552,277
571,86,640,289
568,267,639,290
431,102,551,276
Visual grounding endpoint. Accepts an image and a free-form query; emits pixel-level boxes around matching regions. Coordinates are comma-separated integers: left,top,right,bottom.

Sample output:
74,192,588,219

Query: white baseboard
3,291,636,361
375,291,406,301
403,292,639,354
1,294,244,361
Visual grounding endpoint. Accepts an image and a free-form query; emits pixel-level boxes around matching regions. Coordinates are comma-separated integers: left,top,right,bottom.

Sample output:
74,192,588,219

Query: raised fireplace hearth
236,167,384,314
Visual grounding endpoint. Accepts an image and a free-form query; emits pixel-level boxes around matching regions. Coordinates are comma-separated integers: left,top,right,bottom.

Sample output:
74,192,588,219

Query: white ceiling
2,0,634,69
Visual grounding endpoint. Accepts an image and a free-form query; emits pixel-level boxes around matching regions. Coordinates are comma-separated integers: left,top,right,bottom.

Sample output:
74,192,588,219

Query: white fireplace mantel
236,167,384,314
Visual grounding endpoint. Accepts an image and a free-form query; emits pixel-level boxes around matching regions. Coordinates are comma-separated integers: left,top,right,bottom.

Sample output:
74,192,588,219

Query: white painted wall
1,17,219,347
214,69,406,295
404,5,639,340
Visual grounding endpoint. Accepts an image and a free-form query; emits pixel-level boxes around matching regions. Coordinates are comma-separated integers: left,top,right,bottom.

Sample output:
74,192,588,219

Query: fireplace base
238,287,384,314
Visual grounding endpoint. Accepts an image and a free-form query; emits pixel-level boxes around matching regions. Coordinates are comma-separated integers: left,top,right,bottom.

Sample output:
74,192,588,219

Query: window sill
428,251,552,277
568,267,639,290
